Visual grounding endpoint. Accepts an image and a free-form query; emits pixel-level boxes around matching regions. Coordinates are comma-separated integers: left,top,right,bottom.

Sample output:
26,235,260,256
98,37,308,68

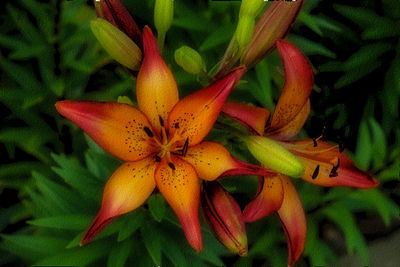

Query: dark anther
182,138,189,157
143,127,154,137
155,155,161,162
312,138,318,147
159,115,164,127
329,172,338,178
168,162,176,170
174,122,179,129
321,126,328,141
329,159,340,178
312,165,320,180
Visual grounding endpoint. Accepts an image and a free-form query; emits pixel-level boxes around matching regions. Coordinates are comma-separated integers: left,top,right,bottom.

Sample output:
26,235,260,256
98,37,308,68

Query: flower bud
241,0,304,68
94,0,142,47
154,0,174,50
246,135,304,178
240,0,265,18
117,96,134,105
174,46,206,75
201,182,248,256
90,18,142,70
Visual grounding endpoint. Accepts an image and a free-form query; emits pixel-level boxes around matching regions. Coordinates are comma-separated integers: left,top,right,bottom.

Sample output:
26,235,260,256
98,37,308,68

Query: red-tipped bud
94,0,142,47
201,182,248,256
241,0,304,68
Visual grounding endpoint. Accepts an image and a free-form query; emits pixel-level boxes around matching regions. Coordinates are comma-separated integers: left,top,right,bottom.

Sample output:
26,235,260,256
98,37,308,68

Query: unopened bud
201,182,248,256
154,0,174,50
174,46,206,74
246,135,304,177
241,0,304,68
90,18,142,70
94,0,142,47
240,0,265,18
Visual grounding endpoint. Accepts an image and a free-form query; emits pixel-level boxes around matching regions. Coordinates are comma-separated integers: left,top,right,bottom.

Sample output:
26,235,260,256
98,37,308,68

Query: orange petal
269,40,314,131
184,141,275,181
56,101,158,161
81,158,157,245
136,26,179,133
277,175,307,267
266,99,310,140
243,176,283,222
222,102,270,135
281,139,379,188
168,66,246,146
155,156,202,252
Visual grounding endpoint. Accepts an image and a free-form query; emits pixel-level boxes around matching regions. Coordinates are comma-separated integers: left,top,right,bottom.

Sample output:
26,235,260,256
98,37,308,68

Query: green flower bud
174,46,206,74
154,0,174,50
90,18,142,70
235,16,255,51
246,135,304,177
240,0,265,18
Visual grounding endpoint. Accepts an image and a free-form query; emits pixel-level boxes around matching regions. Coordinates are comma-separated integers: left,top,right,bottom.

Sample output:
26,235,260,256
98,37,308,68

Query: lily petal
280,139,379,188
222,102,270,135
269,40,314,131
136,26,179,133
243,176,283,222
81,158,157,245
55,101,157,161
184,141,275,181
155,156,202,252
277,175,307,267
168,66,246,146
266,99,310,140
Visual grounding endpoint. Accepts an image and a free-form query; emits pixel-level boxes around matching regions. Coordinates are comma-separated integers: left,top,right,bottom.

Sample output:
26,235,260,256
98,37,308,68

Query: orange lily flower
56,26,273,252
222,40,378,266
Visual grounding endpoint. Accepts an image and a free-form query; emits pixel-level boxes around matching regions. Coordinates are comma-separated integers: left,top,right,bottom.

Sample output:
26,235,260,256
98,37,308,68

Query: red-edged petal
55,101,158,161
277,175,307,267
269,40,314,131
81,158,157,245
267,99,310,140
168,66,246,146
222,102,270,135
281,139,379,188
184,141,275,181
136,26,179,133
155,156,202,252
243,176,283,222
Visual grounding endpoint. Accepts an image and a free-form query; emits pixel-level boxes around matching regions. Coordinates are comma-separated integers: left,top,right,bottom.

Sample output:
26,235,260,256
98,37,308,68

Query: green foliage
0,0,399,266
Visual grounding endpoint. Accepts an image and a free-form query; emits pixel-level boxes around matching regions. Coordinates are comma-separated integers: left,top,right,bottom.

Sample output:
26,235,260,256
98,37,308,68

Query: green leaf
27,215,91,230
298,12,323,36
335,61,382,88
107,239,133,267
199,24,235,51
148,194,167,222
322,203,369,266
342,43,392,71
288,35,336,58
369,118,387,169
354,119,372,170
254,60,274,110
117,209,146,242
334,5,380,28
141,220,162,266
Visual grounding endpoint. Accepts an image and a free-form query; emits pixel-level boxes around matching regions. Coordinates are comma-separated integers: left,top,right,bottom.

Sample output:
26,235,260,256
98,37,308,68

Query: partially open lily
222,39,378,266
56,26,273,252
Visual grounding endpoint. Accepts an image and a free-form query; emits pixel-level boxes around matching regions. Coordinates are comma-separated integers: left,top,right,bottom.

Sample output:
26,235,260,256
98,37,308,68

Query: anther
312,165,320,180
182,138,189,157
168,162,176,170
155,155,161,162
143,127,154,137
339,142,345,153
159,115,164,127
312,138,318,147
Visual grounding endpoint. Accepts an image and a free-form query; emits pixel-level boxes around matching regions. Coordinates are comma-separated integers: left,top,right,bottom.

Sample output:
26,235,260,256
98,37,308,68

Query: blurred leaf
368,118,387,169
27,215,91,230
354,119,372,170
288,35,336,58
322,202,369,266
117,209,145,242
107,239,133,267
141,219,162,266
298,12,323,36
199,24,235,51
342,42,392,71
148,194,167,222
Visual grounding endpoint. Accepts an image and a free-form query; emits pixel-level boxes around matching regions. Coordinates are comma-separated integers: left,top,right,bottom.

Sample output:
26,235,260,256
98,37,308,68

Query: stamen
168,162,176,170
339,142,344,153
159,115,164,127
143,127,154,137
155,155,161,162
312,165,320,179
182,138,189,157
